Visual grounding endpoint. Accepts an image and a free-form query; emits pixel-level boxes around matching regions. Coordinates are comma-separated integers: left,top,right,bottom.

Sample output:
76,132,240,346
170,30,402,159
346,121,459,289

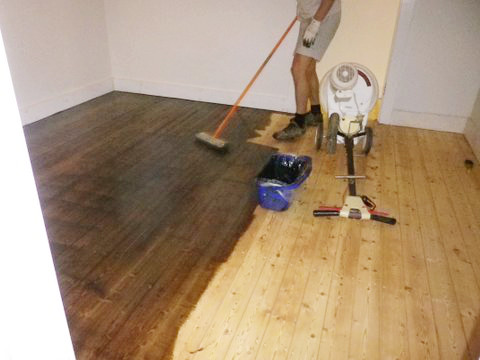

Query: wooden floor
25,92,480,359
24,92,276,359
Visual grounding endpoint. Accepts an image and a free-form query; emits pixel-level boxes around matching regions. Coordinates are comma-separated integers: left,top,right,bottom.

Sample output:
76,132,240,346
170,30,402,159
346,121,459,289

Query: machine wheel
315,121,323,151
362,126,373,155
327,113,339,155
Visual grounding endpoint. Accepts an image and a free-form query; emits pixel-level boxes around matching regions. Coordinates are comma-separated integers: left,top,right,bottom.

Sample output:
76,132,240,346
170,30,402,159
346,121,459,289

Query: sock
294,113,306,127
311,104,321,114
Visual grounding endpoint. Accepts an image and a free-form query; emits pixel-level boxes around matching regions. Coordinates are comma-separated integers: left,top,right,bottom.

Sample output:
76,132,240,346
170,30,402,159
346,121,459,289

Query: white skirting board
113,77,295,114
19,78,114,125
464,117,480,161
386,109,467,134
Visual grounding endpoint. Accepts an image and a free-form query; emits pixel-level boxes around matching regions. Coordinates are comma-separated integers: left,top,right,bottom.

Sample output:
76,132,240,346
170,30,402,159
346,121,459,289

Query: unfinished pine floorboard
394,127,440,359
378,125,409,359
24,92,480,359
174,117,480,359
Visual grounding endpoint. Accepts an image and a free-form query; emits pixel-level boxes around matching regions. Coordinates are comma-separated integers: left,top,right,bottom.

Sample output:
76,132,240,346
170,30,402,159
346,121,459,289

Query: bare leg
273,53,317,140
291,53,316,114
307,60,320,106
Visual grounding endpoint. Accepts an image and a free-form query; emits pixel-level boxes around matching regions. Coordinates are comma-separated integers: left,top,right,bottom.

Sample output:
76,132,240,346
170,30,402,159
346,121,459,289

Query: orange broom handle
213,16,298,138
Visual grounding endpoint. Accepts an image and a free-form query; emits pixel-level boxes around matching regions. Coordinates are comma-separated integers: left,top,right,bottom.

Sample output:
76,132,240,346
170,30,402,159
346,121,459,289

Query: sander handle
370,214,397,225
313,210,340,217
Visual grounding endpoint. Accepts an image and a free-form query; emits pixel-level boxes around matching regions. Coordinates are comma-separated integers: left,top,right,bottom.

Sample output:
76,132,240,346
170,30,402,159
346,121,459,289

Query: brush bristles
195,132,228,151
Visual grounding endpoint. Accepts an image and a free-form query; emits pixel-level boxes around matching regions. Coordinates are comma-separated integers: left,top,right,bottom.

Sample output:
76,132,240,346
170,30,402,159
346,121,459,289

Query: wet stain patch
24,92,277,359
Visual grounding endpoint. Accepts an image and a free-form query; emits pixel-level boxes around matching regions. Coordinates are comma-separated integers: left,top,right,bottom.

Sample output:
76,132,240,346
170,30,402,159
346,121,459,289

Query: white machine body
320,63,379,138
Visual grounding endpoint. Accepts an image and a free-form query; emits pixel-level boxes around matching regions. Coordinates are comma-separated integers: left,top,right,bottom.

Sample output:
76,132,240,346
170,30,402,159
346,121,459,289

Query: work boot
305,112,323,126
273,120,306,140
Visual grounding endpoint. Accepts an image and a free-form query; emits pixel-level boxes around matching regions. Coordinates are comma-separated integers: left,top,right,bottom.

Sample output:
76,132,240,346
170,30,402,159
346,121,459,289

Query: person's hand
303,19,321,48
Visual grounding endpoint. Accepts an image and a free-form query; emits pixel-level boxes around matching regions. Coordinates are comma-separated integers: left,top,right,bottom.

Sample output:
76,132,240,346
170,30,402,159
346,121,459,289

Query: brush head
195,132,229,152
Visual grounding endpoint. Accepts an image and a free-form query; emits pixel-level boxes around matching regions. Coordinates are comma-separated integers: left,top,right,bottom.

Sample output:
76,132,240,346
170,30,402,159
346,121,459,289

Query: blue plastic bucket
256,154,312,211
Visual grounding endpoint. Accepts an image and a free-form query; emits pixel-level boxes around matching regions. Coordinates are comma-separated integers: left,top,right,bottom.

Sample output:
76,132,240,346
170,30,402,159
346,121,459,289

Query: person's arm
303,0,336,47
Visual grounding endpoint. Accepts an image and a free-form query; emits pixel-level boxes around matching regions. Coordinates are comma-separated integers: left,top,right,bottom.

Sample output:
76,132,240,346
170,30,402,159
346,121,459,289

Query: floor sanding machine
313,63,396,225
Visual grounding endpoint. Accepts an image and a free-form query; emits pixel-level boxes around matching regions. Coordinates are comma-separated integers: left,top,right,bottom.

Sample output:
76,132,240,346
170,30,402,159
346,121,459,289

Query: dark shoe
273,120,306,140
305,112,323,126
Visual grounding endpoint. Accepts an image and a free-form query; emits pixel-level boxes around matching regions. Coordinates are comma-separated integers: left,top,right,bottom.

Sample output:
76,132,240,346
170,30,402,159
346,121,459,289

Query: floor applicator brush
195,16,297,152
195,131,228,151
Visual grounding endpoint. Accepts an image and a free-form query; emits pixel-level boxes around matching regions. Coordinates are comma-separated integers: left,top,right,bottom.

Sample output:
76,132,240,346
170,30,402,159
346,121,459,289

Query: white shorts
295,11,341,61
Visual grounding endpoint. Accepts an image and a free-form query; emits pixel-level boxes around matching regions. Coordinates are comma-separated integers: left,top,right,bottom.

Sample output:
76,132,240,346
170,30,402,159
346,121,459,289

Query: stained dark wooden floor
23,92,277,359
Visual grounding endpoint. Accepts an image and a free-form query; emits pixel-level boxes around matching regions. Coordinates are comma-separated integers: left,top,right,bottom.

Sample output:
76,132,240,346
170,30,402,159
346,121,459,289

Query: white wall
0,0,113,124
105,0,298,112
0,27,75,360
105,0,400,114
0,0,399,123
381,0,480,133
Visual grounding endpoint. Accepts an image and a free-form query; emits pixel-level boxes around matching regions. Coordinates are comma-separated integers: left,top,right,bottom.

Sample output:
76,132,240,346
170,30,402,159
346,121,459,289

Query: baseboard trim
387,109,467,134
20,78,114,125
113,77,294,113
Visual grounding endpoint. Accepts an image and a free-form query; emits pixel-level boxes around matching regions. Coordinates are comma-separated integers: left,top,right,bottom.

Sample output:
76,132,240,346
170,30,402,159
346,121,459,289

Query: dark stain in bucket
24,92,277,359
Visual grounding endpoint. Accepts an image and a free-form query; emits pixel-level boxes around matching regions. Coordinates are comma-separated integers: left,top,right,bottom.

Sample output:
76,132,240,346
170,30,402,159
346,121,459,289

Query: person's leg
307,60,320,106
292,53,316,115
292,54,322,127
272,53,314,140
305,60,323,125
274,12,340,140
